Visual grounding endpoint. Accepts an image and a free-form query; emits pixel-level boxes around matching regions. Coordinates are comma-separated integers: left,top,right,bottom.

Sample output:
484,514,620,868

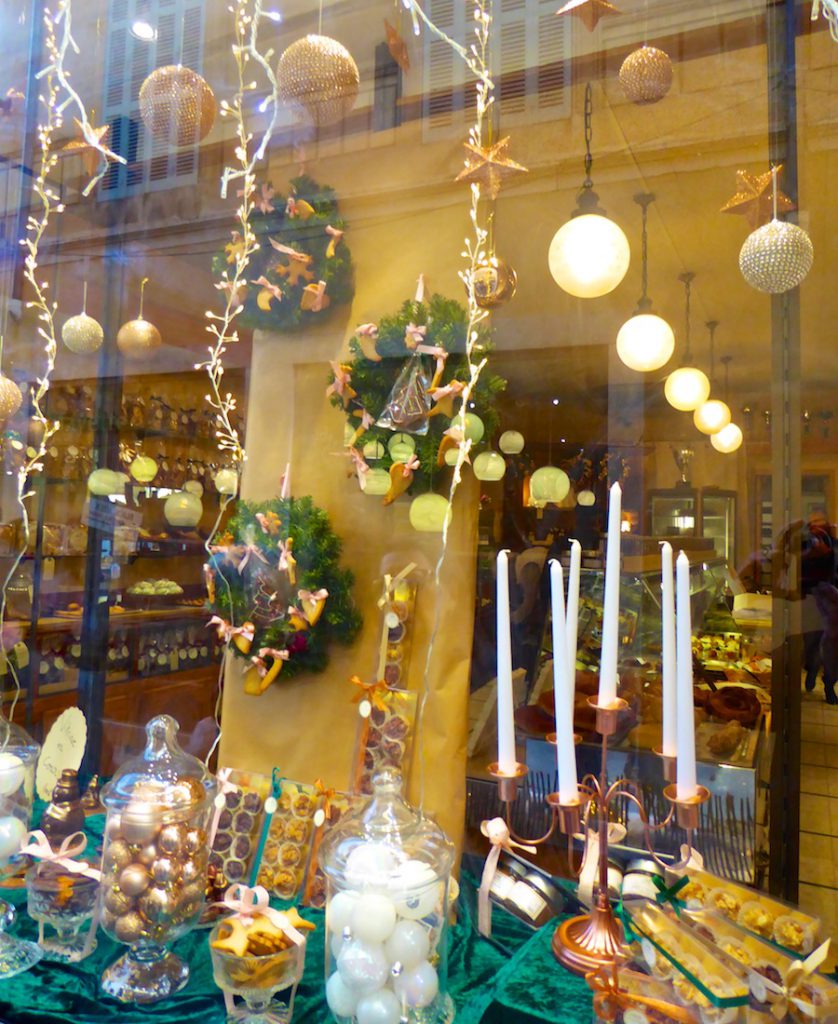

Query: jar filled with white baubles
98,714,217,1004
0,715,41,978
319,768,455,1024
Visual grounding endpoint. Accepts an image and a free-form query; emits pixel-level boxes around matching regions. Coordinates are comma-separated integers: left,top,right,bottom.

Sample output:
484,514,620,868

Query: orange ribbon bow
350,675,391,712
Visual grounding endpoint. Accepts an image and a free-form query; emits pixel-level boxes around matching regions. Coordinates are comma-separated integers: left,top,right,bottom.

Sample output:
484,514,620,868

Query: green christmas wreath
328,293,506,496
207,496,361,693
212,174,354,334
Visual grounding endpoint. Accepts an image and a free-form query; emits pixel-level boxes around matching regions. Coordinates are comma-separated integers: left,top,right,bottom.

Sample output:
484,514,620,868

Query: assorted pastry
209,906,313,994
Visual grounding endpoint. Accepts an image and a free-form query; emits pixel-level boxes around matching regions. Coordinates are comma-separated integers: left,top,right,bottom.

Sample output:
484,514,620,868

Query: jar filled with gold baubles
319,768,455,1024
97,714,217,1003
0,715,42,978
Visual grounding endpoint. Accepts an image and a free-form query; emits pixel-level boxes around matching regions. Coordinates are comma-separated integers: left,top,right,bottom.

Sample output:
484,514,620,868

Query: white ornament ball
331,931,349,960
356,988,402,1024
0,753,25,797
88,468,128,496
61,312,104,354
393,959,439,1009
214,468,238,496
739,218,813,294
548,213,631,298
499,430,524,454
0,815,26,862
336,939,389,993
326,971,359,1017
183,480,203,497
351,893,397,945
0,376,22,422
392,859,440,920
345,842,401,890
328,890,360,934
385,919,431,970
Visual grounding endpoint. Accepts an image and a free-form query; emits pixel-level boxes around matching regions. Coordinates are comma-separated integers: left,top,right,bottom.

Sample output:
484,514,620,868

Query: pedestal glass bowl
97,714,217,1003
26,862,98,961
319,768,455,1024
0,716,41,978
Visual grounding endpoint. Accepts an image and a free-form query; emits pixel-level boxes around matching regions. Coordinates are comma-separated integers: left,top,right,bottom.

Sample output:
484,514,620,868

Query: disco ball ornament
0,375,22,421
469,257,518,309
739,219,813,294
277,35,360,127
139,65,216,148
62,312,104,354
619,45,673,105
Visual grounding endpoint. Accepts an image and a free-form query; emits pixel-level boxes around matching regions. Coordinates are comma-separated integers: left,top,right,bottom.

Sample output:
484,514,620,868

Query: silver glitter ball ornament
61,312,104,354
619,45,673,104
739,218,813,293
157,823,184,856
138,885,173,924
277,35,359,127
103,838,132,872
180,858,200,886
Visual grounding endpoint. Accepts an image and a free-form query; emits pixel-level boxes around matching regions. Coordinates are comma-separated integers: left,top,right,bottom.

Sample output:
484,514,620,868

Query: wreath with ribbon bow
206,496,362,693
212,175,354,334
328,292,506,498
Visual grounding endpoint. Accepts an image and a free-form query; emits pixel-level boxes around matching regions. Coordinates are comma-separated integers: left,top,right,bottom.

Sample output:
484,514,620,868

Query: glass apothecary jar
0,716,41,977
98,714,217,1004
319,768,455,1024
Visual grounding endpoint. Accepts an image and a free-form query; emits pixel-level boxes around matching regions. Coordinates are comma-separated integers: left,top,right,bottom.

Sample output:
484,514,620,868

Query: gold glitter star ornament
455,138,528,199
556,0,621,31
721,167,794,229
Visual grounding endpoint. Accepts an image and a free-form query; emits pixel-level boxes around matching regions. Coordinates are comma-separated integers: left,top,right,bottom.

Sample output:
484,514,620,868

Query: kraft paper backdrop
219,329,479,859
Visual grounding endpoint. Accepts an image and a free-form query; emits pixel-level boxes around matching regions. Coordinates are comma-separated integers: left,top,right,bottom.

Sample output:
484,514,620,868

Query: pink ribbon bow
326,362,353,400
217,884,305,946
233,543,269,575
207,768,240,847
477,818,536,937
404,322,427,350
251,276,283,302
325,225,344,258
305,280,327,312
207,617,255,646
430,379,465,403
21,830,102,881
347,447,370,486
356,323,378,338
298,589,329,604
268,238,310,263
251,648,289,678
277,539,296,584
416,343,448,380
400,454,420,477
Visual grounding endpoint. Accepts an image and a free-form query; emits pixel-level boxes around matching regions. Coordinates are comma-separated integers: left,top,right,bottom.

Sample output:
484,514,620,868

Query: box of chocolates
300,789,360,909
351,687,417,797
209,769,272,887
255,781,319,900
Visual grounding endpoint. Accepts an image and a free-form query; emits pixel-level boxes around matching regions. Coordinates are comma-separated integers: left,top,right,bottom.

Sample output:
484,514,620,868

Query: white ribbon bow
477,818,537,937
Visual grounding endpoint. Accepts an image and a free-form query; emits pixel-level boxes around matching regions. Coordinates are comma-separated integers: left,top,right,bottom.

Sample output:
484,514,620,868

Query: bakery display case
0,371,246,771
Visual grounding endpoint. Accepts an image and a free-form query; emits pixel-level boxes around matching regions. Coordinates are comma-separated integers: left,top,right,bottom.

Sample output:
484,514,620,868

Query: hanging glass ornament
739,165,813,294
375,354,431,435
469,256,518,309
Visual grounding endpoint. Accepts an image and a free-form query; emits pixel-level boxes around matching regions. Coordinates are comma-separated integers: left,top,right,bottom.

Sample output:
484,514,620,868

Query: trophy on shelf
672,446,694,485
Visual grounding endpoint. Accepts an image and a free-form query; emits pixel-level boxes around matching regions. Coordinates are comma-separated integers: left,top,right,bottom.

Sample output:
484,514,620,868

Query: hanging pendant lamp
616,193,674,372
693,320,732,435
548,83,631,299
529,400,570,507
664,272,710,412
710,354,743,453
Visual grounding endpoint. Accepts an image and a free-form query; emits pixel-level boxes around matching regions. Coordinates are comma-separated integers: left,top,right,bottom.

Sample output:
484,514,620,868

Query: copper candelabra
489,695,709,975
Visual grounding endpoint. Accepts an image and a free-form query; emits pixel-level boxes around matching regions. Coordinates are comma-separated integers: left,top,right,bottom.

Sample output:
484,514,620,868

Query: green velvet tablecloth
0,815,593,1024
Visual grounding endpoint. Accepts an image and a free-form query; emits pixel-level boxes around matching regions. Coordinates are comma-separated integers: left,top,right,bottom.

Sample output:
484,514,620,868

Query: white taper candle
598,482,622,706
496,549,517,775
660,542,677,758
550,559,579,803
675,550,698,798
565,539,581,717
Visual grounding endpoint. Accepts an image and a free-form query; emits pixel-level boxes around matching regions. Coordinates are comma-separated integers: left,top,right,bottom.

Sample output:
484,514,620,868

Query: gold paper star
59,118,118,178
556,0,621,32
455,137,528,200
720,167,795,229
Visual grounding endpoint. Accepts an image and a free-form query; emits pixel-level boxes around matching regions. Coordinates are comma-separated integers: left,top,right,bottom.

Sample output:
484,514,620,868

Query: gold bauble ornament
62,313,104,354
469,257,518,309
139,65,216,148
619,45,673,105
738,219,813,294
0,375,22,422
117,278,162,360
277,35,360,127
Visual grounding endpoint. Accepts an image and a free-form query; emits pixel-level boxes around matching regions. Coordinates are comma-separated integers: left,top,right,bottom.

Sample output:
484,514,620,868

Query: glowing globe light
693,398,732,435
499,430,524,454
548,214,631,299
664,366,710,412
529,466,570,508
616,313,675,372
473,451,506,481
443,447,460,467
710,422,743,453
363,468,390,496
409,493,450,533
577,489,596,507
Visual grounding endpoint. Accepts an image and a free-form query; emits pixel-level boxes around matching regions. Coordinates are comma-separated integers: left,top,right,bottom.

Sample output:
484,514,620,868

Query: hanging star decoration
455,137,528,200
720,166,795,229
59,117,119,178
0,88,24,117
556,0,622,31
384,19,410,73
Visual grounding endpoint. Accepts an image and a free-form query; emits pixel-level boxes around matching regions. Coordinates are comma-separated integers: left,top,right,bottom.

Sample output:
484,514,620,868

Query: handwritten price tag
36,707,87,801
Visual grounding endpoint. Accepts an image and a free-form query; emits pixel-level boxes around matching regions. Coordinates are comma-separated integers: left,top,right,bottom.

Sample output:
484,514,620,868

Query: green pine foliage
209,496,362,679
332,294,506,493
212,175,354,333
